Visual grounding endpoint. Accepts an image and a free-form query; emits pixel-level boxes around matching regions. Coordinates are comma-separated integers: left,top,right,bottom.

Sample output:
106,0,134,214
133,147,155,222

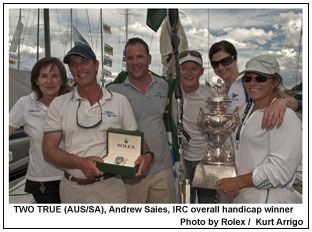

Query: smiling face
36,64,63,99
68,55,99,88
180,61,204,93
244,72,278,105
125,43,151,81
211,50,238,85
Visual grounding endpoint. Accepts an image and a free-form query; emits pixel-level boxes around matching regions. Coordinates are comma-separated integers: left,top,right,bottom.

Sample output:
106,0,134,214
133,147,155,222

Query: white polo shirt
9,92,64,182
44,87,137,178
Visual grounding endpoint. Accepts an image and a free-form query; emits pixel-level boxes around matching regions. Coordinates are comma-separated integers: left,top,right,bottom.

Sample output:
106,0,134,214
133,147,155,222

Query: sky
6,4,305,88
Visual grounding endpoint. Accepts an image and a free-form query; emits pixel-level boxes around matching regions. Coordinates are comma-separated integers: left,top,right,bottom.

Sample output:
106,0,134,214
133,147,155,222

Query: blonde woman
216,55,302,203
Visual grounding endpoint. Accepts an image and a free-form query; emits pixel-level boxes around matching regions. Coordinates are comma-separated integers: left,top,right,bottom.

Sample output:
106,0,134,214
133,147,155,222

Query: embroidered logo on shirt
28,109,41,112
102,111,117,117
154,92,167,99
231,93,239,101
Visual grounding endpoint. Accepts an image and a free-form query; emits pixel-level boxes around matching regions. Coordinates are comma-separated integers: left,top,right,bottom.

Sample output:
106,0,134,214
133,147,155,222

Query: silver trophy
192,79,240,189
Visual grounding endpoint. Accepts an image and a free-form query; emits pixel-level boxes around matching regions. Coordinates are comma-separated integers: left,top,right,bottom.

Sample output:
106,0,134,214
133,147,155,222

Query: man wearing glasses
107,38,176,203
42,44,152,203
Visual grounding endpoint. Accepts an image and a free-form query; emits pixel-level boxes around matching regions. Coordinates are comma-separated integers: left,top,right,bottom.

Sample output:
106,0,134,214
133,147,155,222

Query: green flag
146,9,167,32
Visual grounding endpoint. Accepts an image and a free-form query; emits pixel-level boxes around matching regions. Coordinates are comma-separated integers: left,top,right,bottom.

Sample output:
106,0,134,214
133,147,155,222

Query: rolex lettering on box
96,129,143,177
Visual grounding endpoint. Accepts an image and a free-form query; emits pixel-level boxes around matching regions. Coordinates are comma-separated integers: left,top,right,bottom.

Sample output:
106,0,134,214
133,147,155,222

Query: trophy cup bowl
192,79,240,189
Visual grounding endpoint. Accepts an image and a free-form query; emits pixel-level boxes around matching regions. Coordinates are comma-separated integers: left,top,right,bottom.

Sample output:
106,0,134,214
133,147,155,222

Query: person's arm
42,131,104,178
215,173,254,196
116,93,153,176
9,97,25,136
261,88,299,129
275,88,298,111
254,111,302,190
134,141,153,176
9,126,16,136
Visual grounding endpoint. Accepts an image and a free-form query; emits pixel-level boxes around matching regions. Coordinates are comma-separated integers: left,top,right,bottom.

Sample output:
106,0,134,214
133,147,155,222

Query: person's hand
78,156,104,178
216,177,241,196
135,153,153,176
262,98,287,130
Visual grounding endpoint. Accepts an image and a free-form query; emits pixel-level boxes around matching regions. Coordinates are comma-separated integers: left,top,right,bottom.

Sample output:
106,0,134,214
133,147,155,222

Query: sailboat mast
37,9,40,61
125,9,128,42
295,24,302,86
100,9,104,87
43,9,51,57
17,9,21,70
100,9,104,71
70,9,73,48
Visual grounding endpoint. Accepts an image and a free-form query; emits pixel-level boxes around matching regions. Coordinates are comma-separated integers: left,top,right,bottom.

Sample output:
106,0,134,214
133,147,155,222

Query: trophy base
192,163,237,189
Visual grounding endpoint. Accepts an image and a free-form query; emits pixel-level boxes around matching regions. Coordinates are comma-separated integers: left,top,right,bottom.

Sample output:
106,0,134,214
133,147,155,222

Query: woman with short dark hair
9,57,69,203
209,40,299,129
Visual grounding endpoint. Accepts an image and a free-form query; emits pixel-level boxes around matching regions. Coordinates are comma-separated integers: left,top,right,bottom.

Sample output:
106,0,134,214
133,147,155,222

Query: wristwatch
114,156,124,165
143,151,155,162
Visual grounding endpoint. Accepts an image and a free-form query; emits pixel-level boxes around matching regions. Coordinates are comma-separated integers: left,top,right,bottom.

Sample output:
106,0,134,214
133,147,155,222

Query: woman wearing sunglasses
215,55,302,203
209,40,298,129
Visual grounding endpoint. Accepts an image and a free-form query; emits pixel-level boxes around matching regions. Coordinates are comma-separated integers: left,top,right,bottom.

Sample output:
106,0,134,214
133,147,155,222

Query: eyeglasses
179,50,202,59
211,55,235,69
76,99,102,129
243,75,271,83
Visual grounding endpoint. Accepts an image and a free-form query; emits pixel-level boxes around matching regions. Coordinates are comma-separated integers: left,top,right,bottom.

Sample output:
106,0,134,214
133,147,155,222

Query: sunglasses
76,99,102,129
243,75,271,83
179,50,202,59
211,55,235,69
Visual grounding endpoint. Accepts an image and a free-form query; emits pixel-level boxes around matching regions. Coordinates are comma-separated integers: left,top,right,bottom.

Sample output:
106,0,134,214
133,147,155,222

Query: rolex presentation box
96,128,144,177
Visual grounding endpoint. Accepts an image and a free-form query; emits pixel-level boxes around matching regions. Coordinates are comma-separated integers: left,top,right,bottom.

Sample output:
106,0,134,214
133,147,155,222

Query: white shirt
233,104,302,203
44,87,138,178
173,85,212,161
228,73,249,115
9,92,64,182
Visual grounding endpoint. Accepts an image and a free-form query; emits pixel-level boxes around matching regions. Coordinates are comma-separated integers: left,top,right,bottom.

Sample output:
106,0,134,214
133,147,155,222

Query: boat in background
9,68,31,181
9,176,34,203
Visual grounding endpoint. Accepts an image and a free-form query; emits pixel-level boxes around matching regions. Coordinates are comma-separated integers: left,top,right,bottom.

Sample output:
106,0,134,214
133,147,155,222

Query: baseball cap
242,55,280,77
179,50,203,66
63,44,96,64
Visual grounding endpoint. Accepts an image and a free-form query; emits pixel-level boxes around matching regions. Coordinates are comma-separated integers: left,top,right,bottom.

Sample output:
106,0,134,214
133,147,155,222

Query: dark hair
31,57,68,99
125,37,150,56
209,40,238,61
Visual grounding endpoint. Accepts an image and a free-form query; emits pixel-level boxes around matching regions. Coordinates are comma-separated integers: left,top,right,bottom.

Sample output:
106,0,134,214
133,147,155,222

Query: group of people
179,41,301,204
9,37,302,204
